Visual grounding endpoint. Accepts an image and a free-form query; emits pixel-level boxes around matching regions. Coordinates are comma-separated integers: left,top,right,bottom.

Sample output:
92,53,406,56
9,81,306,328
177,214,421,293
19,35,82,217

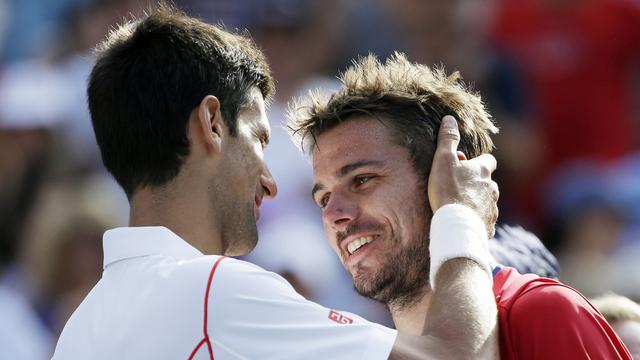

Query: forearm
425,259,498,359
424,204,499,358
390,206,499,360
389,259,498,360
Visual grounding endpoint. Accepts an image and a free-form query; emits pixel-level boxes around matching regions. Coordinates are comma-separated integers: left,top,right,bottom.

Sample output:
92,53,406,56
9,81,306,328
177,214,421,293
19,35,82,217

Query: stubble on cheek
350,221,431,308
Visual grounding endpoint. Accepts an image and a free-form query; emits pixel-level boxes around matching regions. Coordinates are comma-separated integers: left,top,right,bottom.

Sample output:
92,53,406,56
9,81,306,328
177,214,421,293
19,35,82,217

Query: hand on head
428,115,499,238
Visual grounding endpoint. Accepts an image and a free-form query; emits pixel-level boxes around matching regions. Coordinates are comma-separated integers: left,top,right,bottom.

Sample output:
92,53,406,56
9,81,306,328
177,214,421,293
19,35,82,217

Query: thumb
436,115,461,163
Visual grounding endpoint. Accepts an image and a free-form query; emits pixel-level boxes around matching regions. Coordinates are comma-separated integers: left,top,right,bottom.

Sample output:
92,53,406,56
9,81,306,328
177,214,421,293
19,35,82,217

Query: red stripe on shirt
188,256,226,360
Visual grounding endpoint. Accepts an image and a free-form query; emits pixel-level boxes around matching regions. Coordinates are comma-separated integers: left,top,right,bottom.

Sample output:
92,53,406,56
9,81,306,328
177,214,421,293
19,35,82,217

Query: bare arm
389,116,500,359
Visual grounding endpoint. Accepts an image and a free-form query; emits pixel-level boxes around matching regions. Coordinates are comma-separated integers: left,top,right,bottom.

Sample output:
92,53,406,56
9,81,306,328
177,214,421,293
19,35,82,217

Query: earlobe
197,95,223,153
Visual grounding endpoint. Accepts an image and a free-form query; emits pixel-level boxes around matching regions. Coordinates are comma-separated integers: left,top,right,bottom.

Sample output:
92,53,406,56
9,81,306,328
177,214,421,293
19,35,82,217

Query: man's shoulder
494,268,632,358
175,255,291,293
176,254,252,271
494,266,592,315
494,267,607,339
509,281,596,320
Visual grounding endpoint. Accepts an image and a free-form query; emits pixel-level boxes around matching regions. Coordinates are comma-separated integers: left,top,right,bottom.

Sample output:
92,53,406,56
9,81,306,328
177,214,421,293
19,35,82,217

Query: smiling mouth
346,236,375,255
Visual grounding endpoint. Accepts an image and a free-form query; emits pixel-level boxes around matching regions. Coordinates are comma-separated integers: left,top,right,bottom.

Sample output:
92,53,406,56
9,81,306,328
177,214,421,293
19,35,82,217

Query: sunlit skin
130,87,278,257
311,116,431,306
214,88,278,255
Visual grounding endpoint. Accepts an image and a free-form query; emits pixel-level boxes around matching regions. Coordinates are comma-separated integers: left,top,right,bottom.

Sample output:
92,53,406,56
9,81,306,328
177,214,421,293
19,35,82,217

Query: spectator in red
489,0,640,226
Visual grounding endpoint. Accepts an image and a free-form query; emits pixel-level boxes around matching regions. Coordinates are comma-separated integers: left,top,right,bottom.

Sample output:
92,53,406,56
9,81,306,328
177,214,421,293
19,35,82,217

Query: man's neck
391,261,500,335
129,182,224,255
388,287,433,335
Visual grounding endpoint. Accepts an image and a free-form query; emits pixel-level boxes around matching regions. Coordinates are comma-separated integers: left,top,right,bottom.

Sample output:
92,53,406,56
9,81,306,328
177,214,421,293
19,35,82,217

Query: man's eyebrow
311,160,385,200
337,160,384,178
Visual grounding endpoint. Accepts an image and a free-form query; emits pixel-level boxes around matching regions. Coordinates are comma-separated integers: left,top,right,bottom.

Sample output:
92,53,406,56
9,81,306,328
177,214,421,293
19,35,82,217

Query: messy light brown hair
288,52,497,180
591,293,640,323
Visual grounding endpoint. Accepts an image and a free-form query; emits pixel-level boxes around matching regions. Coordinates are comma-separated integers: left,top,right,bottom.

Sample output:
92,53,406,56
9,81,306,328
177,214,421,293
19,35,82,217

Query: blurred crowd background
0,0,639,357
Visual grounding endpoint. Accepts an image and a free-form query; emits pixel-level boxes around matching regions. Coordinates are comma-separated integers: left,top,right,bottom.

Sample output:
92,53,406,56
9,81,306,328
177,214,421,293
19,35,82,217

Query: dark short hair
88,5,273,198
288,53,497,180
490,225,560,279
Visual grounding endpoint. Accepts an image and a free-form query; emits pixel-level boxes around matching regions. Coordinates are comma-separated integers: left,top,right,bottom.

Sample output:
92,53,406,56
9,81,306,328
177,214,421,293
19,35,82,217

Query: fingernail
442,115,456,128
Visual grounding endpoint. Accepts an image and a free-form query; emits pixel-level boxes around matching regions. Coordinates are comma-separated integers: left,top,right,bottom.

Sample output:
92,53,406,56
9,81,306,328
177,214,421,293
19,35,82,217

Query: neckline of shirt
102,226,204,269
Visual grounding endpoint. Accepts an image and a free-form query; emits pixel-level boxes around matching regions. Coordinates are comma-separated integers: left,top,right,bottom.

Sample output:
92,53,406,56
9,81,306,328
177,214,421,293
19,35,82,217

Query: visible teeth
347,236,374,255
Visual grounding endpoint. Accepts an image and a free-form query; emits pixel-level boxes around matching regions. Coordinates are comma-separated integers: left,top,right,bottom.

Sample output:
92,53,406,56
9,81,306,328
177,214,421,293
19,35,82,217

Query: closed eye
259,134,269,149
316,193,330,209
253,126,270,149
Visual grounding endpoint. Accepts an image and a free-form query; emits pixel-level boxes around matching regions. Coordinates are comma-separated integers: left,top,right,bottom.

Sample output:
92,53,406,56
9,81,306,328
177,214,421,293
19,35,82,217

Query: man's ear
196,95,223,154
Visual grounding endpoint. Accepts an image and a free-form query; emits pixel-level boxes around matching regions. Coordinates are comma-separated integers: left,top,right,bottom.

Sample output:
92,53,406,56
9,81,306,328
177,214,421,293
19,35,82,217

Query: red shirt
493,267,632,359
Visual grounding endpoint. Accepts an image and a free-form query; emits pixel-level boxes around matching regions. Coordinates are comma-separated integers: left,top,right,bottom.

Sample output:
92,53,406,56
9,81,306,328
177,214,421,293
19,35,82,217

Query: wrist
429,203,493,289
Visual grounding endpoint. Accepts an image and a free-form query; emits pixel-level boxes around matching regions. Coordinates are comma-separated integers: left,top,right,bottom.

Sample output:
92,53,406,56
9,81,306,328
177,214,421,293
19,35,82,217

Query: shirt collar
103,226,203,269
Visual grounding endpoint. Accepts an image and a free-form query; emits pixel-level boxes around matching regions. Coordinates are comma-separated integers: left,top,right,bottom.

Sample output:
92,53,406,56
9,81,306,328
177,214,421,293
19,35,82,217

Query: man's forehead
240,87,270,129
242,87,265,111
312,118,393,157
312,142,389,178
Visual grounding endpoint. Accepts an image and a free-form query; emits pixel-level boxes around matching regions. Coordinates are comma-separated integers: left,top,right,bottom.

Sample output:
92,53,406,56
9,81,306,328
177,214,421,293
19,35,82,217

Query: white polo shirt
52,226,397,359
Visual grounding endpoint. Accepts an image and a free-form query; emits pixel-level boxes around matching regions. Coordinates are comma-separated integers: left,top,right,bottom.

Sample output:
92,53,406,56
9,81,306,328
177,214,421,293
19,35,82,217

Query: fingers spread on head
490,180,500,202
473,153,497,177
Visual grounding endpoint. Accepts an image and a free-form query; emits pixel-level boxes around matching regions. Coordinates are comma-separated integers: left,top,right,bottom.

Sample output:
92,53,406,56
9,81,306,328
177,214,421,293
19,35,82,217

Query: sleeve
207,258,397,360
507,284,632,359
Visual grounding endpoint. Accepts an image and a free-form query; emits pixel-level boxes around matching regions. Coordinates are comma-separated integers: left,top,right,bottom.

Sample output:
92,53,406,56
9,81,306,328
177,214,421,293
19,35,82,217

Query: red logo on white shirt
328,310,353,324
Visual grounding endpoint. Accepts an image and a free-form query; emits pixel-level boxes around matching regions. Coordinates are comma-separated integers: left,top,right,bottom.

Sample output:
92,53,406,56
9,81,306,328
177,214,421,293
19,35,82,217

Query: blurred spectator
1,0,147,175
0,126,51,269
490,225,560,279
489,0,640,227
544,159,640,299
0,106,55,359
23,175,126,336
0,0,86,64
380,0,495,84
591,293,640,358
0,284,52,359
0,1,136,354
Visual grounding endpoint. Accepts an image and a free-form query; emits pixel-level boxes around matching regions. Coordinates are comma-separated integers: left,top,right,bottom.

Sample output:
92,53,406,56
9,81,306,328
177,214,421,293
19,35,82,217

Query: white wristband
429,204,492,289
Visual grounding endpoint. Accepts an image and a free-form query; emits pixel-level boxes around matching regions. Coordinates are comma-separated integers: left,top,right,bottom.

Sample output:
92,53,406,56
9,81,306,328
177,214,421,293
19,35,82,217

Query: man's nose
260,168,278,200
322,192,361,230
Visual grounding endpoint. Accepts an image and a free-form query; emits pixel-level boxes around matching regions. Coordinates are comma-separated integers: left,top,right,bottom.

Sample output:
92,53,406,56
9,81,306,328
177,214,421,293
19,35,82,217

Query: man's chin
224,225,258,255
224,242,257,256
351,269,390,302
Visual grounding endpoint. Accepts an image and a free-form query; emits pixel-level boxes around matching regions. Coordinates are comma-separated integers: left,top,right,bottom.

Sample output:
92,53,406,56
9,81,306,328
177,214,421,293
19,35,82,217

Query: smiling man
311,117,440,307
289,53,632,359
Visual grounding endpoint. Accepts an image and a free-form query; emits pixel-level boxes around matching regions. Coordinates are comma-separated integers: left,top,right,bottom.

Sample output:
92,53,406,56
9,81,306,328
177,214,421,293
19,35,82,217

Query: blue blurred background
0,0,639,357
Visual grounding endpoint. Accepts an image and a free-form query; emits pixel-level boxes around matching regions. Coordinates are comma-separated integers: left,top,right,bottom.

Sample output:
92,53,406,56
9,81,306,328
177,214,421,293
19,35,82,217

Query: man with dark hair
53,6,501,359
289,53,632,359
